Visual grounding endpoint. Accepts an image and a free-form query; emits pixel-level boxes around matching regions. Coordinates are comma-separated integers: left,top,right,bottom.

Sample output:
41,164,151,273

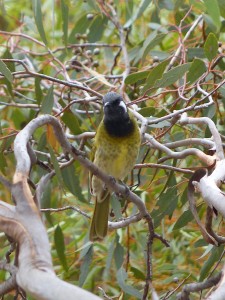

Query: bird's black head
102,92,134,137
103,92,128,121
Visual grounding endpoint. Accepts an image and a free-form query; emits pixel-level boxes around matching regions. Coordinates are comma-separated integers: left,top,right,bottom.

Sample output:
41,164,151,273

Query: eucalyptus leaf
117,267,142,299
111,195,122,221
48,145,64,187
61,0,69,46
143,59,169,91
142,33,166,61
54,225,68,271
173,209,194,230
187,59,207,84
40,86,54,114
200,245,224,281
32,0,48,45
152,187,178,228
114,240,124,270
155,63,190,88
61,163,85,202
0,60,13,83
125,70,149,85
124,0,152,28
203,0,221,31
61,110,82,135
79,246,93,287
204,32,218,61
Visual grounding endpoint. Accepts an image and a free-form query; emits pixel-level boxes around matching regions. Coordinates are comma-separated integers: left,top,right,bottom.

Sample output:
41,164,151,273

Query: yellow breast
92,115,140,193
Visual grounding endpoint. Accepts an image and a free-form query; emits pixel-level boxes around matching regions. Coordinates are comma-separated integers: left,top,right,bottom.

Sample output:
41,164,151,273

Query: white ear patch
119,100,127,112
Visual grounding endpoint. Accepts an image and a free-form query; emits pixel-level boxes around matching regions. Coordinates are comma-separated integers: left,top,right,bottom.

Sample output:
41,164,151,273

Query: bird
89,92,141,241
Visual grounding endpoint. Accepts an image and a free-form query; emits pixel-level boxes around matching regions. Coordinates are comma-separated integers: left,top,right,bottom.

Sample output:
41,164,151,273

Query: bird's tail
89,193,110,241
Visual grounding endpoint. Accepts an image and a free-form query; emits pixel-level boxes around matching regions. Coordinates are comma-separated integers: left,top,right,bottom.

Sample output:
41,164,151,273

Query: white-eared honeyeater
89,92,141,241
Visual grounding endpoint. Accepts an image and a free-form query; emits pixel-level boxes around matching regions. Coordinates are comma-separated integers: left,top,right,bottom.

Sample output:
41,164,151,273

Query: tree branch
176,272,222,300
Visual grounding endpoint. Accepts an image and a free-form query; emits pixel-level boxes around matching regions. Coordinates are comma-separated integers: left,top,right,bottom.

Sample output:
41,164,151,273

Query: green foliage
61,0,69,47
32,0,48,45
203,0,221,31
40,85,54,114
0,60,13,83
54,225,68,271
186,58,207,84
0,0,225,299
204,32,219,61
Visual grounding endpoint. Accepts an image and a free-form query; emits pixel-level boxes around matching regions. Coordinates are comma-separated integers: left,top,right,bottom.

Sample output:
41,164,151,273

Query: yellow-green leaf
203,0,221,31
155,63,191,88
54,225,68,271
204,32,218,61
0,60,13,83
187,58,207,84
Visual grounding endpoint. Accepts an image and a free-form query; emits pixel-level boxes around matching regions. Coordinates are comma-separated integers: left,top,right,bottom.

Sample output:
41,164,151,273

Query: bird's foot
115,181,130,199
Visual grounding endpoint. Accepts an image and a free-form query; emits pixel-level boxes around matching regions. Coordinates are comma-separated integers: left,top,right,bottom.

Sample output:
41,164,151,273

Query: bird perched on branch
89,92,141,241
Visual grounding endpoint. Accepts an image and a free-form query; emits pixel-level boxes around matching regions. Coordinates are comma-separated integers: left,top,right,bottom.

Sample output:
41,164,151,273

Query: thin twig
167,14,203,70
41,206,90,219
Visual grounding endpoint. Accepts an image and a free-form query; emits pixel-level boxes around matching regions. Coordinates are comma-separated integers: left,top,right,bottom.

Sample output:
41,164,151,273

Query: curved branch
164,138,216,150
14,115,149,229
180,113,224,160
11,114,155,300
145,133,214,166
0,261,17,295
207,265,225,299
134,163,193,174
177,272,222,300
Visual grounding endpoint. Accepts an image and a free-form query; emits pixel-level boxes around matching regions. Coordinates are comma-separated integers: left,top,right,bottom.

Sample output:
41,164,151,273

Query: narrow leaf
87,15,108,42
0,151,7,174
111,195,122,221
125,70,149,85
0,60,13,83
35,77,43,105
217,0,225,18
155,63,191,88
46,124,60,151
2,50,15,72
48,145,64,187
61,0,69,46
76,241,93,256
54,225,68,271
139,106,155,117
142,33,166,61
152,187,178,228
68,15,91,43
32,0,48,45
79,246,93,286
143,59,169,91
173,209,194,230
204,0,221,31
40,181,53,225
41,86,54,114
187,58,207,84
61,163,85,202
124,0,152,28
61,110,82,135
117,267,142,299
114,240,124,270
130,267,145,280
105,238,116,277
204,32,218,61
200,245,224,281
